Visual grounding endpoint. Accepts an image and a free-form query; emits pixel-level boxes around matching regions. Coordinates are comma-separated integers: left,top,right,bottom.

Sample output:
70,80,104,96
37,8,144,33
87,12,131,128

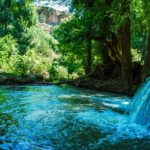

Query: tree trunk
85,38,92,74
99,42,113,64
120,0,132,89
100,0,114,65
143,34,150,80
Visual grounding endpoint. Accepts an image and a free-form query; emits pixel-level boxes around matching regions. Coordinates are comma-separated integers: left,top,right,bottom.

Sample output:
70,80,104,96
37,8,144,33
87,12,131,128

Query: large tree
53,0,150,88
120,0,133,89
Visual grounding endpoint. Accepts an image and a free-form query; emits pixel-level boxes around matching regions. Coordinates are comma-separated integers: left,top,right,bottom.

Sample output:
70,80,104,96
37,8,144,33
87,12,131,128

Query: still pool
0,85,149,150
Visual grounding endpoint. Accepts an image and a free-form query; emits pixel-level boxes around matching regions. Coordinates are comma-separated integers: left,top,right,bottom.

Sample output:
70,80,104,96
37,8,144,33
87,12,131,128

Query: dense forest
0,0,150,94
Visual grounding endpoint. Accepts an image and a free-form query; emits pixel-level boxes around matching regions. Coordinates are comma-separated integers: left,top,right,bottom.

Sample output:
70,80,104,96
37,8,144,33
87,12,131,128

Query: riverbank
66,63,142,96
0,73,50,85
55,77,139,96
0,73,139,96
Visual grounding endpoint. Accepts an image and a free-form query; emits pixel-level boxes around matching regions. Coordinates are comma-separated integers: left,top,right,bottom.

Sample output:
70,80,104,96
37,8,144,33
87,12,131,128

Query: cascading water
128,78,150,128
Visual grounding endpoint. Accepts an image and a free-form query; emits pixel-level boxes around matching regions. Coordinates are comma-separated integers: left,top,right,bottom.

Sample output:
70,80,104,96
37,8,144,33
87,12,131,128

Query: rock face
38,7,68,26
36,5,68,34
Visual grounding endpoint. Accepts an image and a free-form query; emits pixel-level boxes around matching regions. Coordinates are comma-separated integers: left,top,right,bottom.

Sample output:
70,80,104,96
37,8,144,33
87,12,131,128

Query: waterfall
128,78,150,128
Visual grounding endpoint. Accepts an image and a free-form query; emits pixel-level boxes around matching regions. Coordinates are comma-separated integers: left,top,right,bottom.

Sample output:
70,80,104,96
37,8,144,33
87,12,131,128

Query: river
0,85,149,150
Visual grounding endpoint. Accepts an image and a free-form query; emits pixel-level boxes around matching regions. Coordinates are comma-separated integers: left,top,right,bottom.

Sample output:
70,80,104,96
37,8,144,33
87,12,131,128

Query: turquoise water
0,85,149,150
128,79,150,128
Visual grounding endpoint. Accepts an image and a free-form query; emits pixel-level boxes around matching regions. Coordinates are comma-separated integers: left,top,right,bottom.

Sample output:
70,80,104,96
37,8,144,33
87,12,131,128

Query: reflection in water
0,85,149,150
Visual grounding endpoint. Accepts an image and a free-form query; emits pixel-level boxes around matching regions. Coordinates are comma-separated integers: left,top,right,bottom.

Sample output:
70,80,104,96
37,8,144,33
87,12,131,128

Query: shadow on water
0,85,149,149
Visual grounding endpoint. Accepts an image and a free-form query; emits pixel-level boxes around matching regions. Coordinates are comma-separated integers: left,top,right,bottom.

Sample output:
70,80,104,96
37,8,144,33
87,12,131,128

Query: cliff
37,6,68,26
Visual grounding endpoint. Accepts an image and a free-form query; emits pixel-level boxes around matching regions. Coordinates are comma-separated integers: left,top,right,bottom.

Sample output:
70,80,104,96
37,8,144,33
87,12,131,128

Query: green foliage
29,26,59,54
0,25,68,81
14,50,52,76
0,0,150,83
0,35,18,72
131,48,142,62
0,0,70,81
49,65,68,80
13,1,38,54
53,15,86,75
53,0,150,72
0,0,14,35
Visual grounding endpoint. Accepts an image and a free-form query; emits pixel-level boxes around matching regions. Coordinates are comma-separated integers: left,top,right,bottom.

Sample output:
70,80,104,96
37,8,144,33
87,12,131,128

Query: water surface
0,85,149,150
